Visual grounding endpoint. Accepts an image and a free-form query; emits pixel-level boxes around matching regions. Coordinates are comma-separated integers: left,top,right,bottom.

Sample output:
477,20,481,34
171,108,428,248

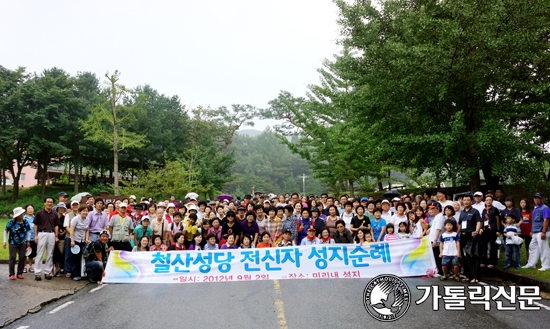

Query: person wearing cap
53,192,68,213
427,201,445,277
33,197,59,281
164,202,176,224
88,198,109,243
84,230,111,284
522,192,550,271
380,200,393,222
128,195,137,205
4,207,31,280
457,194,483,283
132,216,152,248
436,189,453,209
300,226,321,245
472,192,486,215
108,203,134,251
390,197,400,213
236,206,246,224
277,229,295,247
69,205,91,281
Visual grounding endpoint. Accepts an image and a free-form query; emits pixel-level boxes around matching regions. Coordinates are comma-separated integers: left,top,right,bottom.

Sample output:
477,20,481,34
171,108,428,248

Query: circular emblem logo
363,274,411,322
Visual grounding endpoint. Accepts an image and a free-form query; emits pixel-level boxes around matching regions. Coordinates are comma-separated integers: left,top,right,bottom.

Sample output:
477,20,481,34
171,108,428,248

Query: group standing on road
3,189,549,284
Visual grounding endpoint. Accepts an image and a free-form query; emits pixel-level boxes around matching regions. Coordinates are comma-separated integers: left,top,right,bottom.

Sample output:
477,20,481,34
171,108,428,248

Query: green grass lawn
496,241,550,281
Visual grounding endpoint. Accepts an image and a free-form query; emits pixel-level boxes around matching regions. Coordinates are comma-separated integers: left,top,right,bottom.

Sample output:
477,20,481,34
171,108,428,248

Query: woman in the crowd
23,204,36,273
409,211,427,238
355,228,369,246
519,198,532,260
240,234,253,249
209,217,224,243
53,203,67,277
4,207,31,280
319,227,335,244
332,219,354,244
240,211,259,247
222,211,241,246
132,236,150,252
149,235,168,251
204,233,219,250
164,203,176,224
220,233,238,249
132,217,152,249
246,202,255,213
105,202,115,216
255,205,267,234
480,195,500,268
443,205,457,227
350,205,372,237
389,202,408,227
169,212,185,244
256,232,274,248
168,232,186,251
371,207,387,242
366,201,376,220
277,194,286,207
69,205,91,281
293,202,303,218
325,205,339,235
297,208,314,243
188,233,203,251
452,202,462,221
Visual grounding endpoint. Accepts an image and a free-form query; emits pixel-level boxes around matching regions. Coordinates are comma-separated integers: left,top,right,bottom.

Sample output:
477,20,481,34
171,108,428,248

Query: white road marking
16,326,30,329
480,281,550,310
48,301,74,314
89,284,107,293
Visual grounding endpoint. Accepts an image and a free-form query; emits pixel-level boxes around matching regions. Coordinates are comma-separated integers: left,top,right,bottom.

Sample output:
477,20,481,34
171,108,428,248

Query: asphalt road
4,277,550,329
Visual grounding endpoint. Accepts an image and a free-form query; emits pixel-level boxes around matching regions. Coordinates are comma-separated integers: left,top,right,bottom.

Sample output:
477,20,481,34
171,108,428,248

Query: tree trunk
40,153,48,198
349,180,355,198
482,166,499,190
10,163,22,201
74,157,79,194
387,170,392,190
377,174,383,191
470,170,481,192
1,168,5,195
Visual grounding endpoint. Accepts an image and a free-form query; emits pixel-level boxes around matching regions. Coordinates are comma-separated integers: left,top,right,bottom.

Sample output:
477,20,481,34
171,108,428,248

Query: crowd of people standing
3,188,549,284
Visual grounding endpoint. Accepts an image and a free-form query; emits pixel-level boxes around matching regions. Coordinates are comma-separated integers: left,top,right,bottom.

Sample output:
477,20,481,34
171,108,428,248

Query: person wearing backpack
84,230,111,284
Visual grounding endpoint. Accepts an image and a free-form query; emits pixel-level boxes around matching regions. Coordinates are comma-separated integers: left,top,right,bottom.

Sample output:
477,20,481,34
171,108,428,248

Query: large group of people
3,188,549,284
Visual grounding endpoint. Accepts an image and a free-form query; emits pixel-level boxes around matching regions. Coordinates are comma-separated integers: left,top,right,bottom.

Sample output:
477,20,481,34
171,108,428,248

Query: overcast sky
0,0,342,131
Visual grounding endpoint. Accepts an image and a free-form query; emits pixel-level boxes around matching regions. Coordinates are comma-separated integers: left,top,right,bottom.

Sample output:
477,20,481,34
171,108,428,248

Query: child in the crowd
365,231,373,243
204,233,219,250
397,222,411,239
503,214,522,269
438,219,460,281
383,223,398,242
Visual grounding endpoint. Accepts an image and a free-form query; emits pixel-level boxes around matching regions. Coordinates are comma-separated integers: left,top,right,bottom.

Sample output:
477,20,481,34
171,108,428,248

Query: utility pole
300,174,309,195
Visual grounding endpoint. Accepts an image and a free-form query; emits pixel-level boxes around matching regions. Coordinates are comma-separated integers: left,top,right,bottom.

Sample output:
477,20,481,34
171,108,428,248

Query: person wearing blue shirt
3,207,31,280
522,192,550,271
371,208,387,242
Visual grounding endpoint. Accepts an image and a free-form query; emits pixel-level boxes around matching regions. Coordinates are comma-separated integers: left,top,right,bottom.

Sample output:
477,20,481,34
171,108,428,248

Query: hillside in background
223,129,328,197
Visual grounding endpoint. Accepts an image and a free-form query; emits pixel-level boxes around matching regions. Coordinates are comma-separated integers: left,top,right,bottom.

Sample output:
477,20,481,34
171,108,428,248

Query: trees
330,0,550,191
81,71,147,196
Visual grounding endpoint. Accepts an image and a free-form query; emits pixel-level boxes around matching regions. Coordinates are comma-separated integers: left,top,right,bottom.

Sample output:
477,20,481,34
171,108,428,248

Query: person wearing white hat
390,197,401,213
472,192,486,215
109,203,134,251
129,195,136,204
4,207,31,280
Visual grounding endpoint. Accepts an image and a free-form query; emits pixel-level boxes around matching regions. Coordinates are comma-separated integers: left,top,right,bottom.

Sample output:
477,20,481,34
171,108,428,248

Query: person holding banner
300,226,321,245
84,230,110,284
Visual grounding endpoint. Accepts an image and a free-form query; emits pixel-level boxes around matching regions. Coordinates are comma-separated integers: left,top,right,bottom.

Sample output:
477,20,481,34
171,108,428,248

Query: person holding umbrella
4,207,31,280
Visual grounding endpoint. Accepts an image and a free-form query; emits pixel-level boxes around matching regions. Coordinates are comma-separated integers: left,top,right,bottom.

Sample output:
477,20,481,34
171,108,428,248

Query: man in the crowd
485,190,506,211
109,203,134,251
85,230,111,284
472,191,486,214
33,197,59,281
85,195,95,207
458,194,483,283
424,191,432,201
340,201,354,230
427,202,444,277
243,194,253,206
319,193,328,209
88,198,109,242
338,195,348,215
282,205,298,245
437,189,453,208
494,188,505,204
522,192,550,271
290,192,300,206
381,200,393,222
53,192,68,213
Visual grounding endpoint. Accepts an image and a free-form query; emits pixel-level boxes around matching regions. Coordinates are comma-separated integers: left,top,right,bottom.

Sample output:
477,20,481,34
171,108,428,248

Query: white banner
103,237,436,284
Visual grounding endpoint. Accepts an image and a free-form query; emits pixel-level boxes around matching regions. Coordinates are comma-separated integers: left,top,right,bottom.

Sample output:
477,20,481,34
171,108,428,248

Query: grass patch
497,241,550,281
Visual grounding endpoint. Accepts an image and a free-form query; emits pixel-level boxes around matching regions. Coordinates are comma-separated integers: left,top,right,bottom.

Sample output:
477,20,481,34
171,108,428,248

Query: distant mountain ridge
237,129,263,137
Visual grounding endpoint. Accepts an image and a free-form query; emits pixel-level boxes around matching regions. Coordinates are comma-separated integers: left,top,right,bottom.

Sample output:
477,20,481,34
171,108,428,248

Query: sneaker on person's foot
72,277,81,281
66,273,71,278
488,265,495,268
480,264,486,268
433,274,442,278
538,267,549,272
503,264,511,269
522,265,535,269
514,265,521,269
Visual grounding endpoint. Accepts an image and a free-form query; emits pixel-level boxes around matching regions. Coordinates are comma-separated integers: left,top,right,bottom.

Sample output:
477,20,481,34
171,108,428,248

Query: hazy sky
0,0,343,131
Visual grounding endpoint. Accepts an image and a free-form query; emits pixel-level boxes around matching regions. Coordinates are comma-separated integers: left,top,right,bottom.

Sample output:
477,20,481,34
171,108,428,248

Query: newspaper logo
363,274,411,322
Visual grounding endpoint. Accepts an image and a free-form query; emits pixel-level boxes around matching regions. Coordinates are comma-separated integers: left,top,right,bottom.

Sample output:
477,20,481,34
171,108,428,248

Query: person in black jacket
332,219,354,243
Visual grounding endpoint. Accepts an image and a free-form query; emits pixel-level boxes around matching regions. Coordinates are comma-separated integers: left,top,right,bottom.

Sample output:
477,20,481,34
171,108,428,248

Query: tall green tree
333,0,550,191
81,71,147,195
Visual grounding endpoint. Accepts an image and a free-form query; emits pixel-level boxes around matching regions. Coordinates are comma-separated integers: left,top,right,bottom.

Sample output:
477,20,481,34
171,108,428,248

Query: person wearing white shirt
381,200,393,222
437,189,454,209
427,202,445,277
389,203,408,226
472,192,486,214
340,202,354,230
